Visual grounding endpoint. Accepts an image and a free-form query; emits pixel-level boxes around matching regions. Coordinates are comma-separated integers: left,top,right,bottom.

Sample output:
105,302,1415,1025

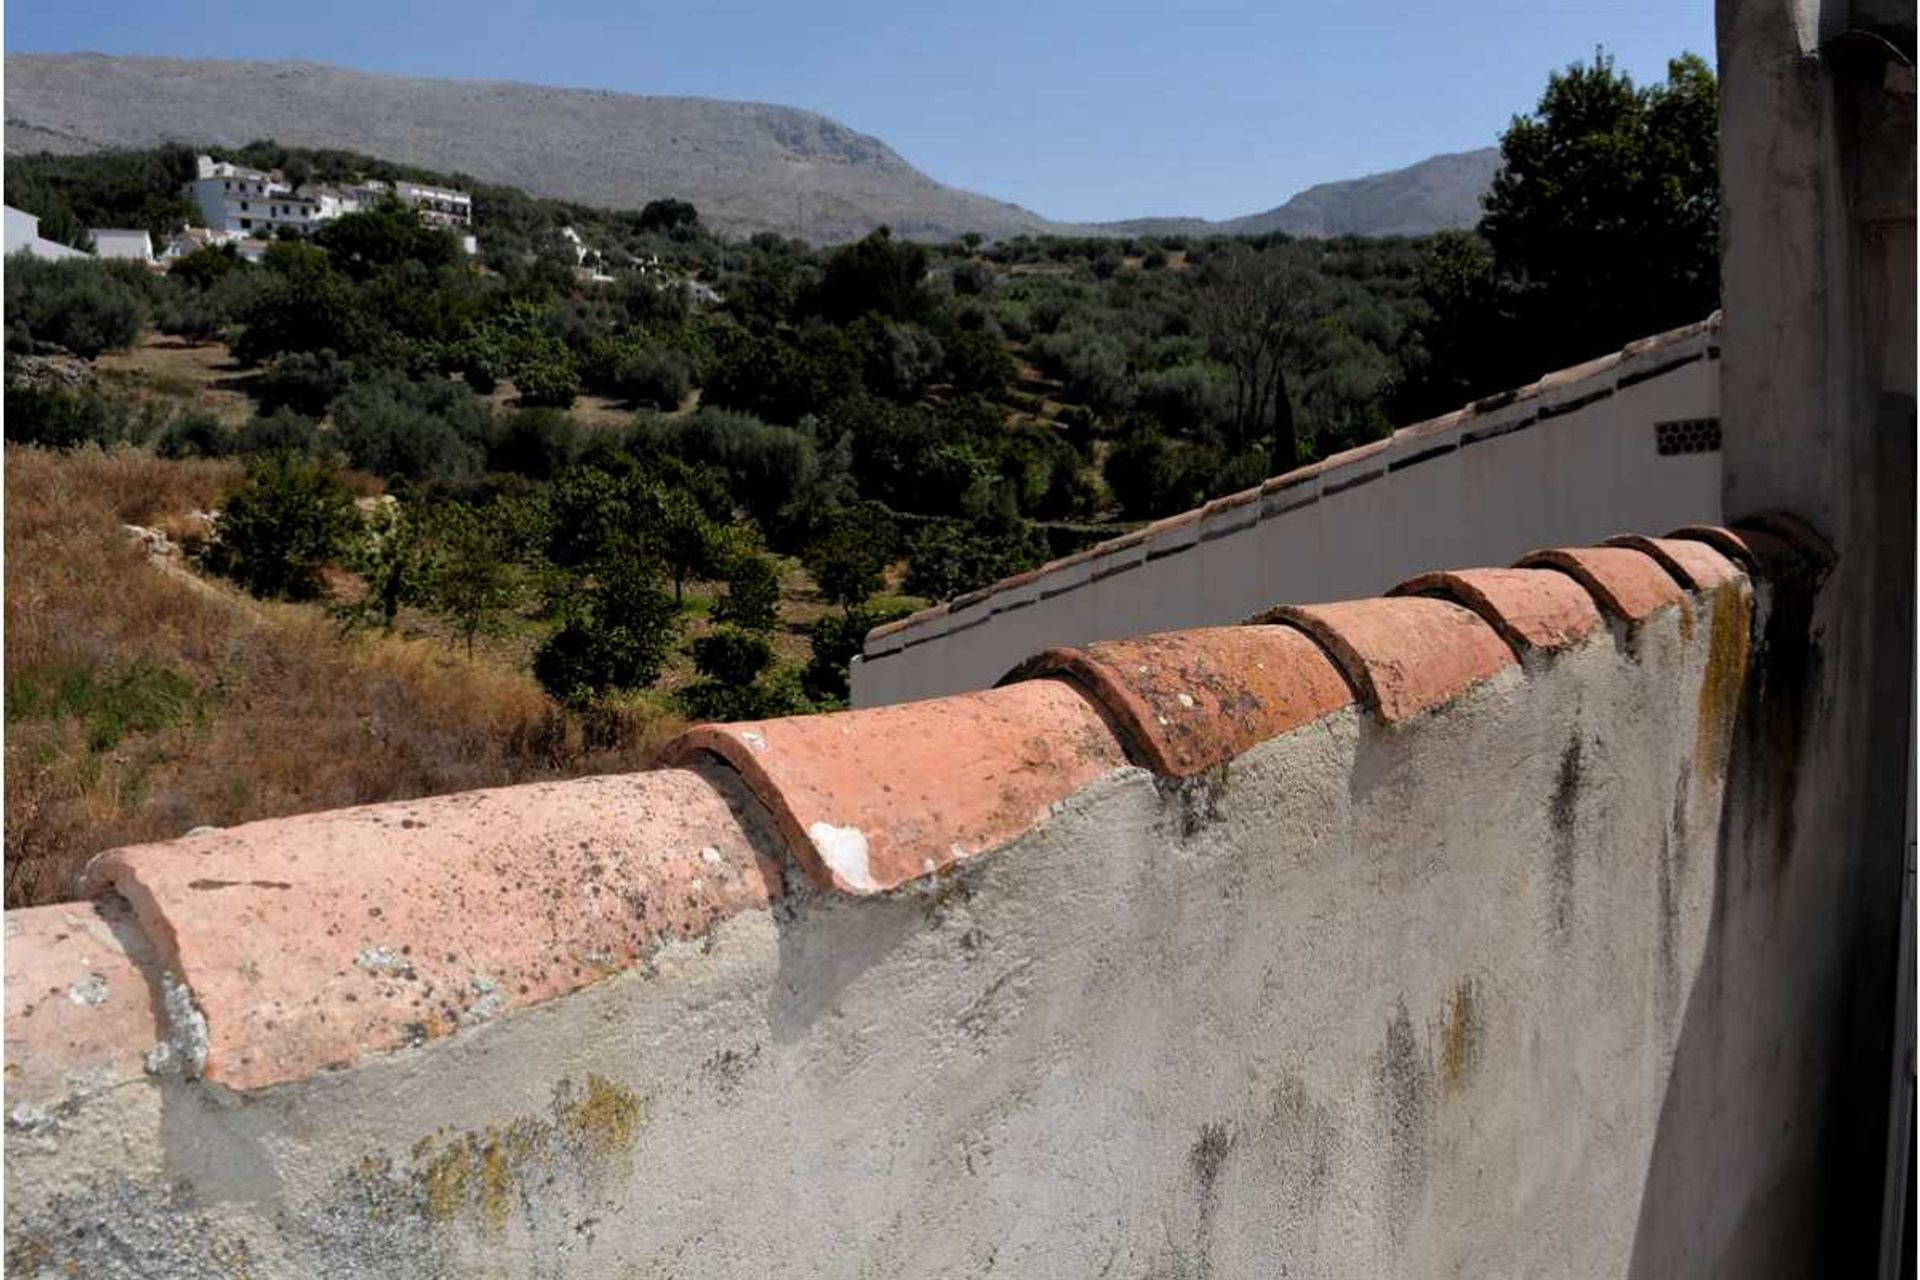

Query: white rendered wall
854,324,1722,707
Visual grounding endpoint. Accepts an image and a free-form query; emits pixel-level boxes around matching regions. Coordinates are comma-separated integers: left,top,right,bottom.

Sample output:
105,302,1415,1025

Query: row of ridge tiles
23,525,1780,1094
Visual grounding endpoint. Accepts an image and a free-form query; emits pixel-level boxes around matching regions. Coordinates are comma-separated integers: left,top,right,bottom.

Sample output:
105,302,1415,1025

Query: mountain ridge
5,53,1496,242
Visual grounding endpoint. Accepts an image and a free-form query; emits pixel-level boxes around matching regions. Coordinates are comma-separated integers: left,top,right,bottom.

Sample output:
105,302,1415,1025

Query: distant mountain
4,53,1498,243
1094,149,1502,241
2,54,1058,243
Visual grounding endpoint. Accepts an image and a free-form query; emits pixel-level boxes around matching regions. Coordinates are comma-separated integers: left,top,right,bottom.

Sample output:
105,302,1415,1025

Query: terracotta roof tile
79,770,777,1091
1258,597,1518,722
1603,535,1744,591
4,899,164,1108
667,679,1128,895
1004,626,1353,777
1391,567,1604,653
1517,546,1689,622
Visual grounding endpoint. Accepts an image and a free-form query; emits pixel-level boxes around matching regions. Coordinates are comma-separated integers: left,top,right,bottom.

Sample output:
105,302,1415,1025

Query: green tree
802,502,897,611
3,258,148,358
532,555,682,705
1478,50,1719,375
811,227,931,324
210,454,357,601
421,502,515,656
713,549,782,633
342,500,424,632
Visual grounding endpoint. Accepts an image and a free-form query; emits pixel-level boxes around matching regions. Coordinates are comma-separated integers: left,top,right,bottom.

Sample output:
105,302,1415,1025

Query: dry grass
4,445,684,907
90,335,257,426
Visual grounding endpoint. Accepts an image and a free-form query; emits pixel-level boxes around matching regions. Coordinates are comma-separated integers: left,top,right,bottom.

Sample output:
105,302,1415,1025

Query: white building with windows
183,157,472,239
393,179,472,229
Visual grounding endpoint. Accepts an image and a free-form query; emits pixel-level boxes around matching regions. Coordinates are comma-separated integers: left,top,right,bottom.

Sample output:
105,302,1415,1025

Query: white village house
2,205,87,260
89,228,154,262
182,156,472,240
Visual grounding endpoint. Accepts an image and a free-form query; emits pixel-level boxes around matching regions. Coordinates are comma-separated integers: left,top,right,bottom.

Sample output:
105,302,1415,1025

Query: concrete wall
854,319,1723,708
1622,1,1916,1274
3,537,1765,1278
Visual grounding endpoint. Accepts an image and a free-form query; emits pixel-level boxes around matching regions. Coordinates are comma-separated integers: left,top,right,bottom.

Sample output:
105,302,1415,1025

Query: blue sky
5,0,1713,222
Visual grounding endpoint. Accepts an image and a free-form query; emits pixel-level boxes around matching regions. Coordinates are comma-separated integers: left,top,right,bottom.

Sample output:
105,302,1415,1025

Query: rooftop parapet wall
853,315,1725,708
5,524,1814,1277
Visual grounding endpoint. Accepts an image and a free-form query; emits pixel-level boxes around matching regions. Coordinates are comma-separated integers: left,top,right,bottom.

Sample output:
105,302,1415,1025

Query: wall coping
6,519,1778,1099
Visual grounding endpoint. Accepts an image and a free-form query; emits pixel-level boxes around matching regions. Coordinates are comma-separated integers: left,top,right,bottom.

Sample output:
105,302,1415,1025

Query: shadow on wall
1624,540,1886,1276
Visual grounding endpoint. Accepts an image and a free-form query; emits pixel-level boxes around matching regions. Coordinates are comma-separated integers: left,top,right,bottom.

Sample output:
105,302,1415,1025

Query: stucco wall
853,319,1723,708
4,539,1764,1278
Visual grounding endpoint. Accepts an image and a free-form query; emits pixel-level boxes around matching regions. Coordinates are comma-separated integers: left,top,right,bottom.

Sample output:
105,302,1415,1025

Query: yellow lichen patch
1694,583,1753,783
419,1134,477,1224
1439,977,1481,1090
565,1073,648,1160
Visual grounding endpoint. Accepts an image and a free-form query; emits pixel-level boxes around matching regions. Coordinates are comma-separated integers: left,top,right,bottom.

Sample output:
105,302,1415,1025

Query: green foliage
812,227,931,324
677,626,808,722
4,257,148,358
608,345,693,409
638,199,700,233
532,555,682,706
419,501,516,656
341,500,424,632
210,454,358,601
800,602,905,707
254,349,347,417
3,379,167,449
313,204,462,280
3,144,200,245
7,660,203,753
330,371,493,481
942,326,1016,398
801,501,897,610
904,518,1048,600
1403,50,1719,412
513,349,581,408
712,550,782,633
487,408,581,479
154,412,232,459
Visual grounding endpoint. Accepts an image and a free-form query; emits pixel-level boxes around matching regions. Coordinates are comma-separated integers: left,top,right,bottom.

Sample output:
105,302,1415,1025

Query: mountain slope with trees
8,54,1497,243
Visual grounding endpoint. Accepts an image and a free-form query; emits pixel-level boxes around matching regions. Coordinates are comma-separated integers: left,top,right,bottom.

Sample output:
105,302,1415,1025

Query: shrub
611,345,693,409
154,413,232,459
532,557,681,705
801,501,897,610
514,353,581,408
254,350,346,417
4,258,148,358
209,454,357,600
712,550,781,633
234,409,325,457
487,408,581,479
330,371,492,481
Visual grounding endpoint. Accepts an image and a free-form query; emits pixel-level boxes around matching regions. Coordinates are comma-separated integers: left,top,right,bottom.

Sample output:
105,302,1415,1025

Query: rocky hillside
1096,148,1500,240
6,53,1499,243
3,54,1057,243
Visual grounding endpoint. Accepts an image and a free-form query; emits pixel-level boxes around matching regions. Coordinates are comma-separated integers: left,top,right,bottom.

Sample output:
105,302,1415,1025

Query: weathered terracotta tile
1604,534,1745,591
80,770,778,1091
1666,522,1820,576
1392,567,1604,653
4,899,164,1109
667,680,1128,895
1006,627,1354,777
1259,597,1517,722
1517,546,1688,622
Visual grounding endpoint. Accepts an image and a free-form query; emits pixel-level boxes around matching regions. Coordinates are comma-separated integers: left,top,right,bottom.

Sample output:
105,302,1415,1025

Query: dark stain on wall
1549,732,1584,942
1377,998,1434,1237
